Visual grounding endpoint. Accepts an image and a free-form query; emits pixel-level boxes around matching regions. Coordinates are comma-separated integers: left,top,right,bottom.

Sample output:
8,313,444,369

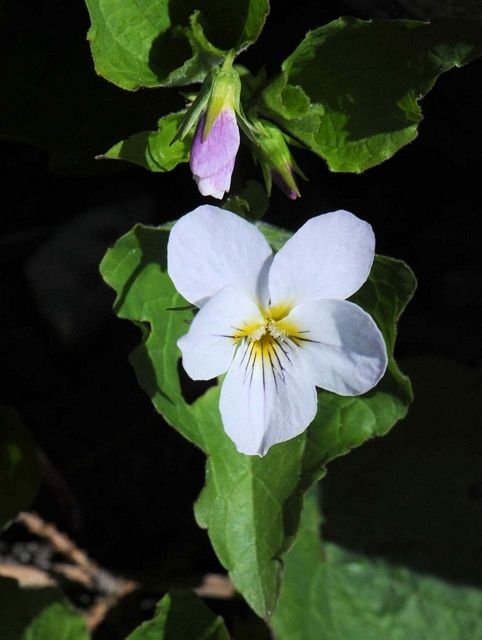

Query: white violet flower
167,205,388,456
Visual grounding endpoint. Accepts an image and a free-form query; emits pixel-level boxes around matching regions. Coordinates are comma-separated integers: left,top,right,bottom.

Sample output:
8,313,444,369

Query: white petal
178,286,263,380
286,299,387,395
193,158,234,199
269,210,375,305
219,336,317,456
168,205,272,307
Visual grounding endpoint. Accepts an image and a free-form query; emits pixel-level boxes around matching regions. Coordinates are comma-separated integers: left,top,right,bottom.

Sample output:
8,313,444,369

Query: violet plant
2,1,482,638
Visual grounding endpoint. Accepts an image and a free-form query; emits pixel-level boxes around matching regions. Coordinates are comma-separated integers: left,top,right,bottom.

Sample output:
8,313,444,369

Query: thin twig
195,573,235,599
18,512,90,567
0,563,56,587
16,511,138,630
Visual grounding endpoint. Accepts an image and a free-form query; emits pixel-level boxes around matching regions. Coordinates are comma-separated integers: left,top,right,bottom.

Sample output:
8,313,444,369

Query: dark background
1,1,481,636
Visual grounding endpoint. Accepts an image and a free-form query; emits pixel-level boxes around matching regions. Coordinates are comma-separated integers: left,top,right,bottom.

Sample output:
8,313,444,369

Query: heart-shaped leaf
85,0,270,90
260,18,482,172
100,221,415,617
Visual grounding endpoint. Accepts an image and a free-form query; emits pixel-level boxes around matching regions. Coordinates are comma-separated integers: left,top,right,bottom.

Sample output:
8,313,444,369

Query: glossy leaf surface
261,18,482,172
272,491,482,640
100,221,415,617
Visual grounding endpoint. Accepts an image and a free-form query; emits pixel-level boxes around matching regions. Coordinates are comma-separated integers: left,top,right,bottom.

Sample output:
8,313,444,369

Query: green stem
221,49,236,71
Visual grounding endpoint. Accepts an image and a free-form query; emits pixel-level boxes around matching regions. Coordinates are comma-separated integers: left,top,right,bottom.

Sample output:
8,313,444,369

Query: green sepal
251,119,305,197
235,101,261,143
173,52,241,144
171,81,212,144
203,57,240,139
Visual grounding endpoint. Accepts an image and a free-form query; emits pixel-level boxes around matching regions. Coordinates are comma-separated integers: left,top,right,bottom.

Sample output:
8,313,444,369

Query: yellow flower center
232,304,303,364
227,302,318,385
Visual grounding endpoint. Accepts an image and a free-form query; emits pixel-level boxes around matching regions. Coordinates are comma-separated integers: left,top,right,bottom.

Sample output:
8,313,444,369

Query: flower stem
222,49,236,71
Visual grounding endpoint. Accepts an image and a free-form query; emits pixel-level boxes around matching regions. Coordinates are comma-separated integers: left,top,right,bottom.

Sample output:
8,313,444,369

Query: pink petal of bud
190,109,240,200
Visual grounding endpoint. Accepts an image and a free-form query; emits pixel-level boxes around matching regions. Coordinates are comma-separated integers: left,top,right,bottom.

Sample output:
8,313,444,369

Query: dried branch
16,511,138,630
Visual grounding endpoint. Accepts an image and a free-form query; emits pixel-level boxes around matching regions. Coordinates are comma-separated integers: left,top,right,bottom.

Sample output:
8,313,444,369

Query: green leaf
126,590,229,640
84,0,269,90
322,356,482,586
1,4,183,173
255,222,291,250
0,577,89,640
188,0,270,54
271,491,482,640
101,112,191,172
0,407,39,531
223,180,269,220
260,18,482,172
100,222,414,618
85,0,217,90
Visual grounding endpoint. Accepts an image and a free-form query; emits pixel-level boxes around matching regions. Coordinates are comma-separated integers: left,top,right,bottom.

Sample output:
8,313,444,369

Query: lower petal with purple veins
220,336,318,456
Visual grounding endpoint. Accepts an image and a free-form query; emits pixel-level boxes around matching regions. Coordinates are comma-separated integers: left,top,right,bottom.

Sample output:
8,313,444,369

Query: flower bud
190,66,241,199
174,54,242,200
252,119,305,200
